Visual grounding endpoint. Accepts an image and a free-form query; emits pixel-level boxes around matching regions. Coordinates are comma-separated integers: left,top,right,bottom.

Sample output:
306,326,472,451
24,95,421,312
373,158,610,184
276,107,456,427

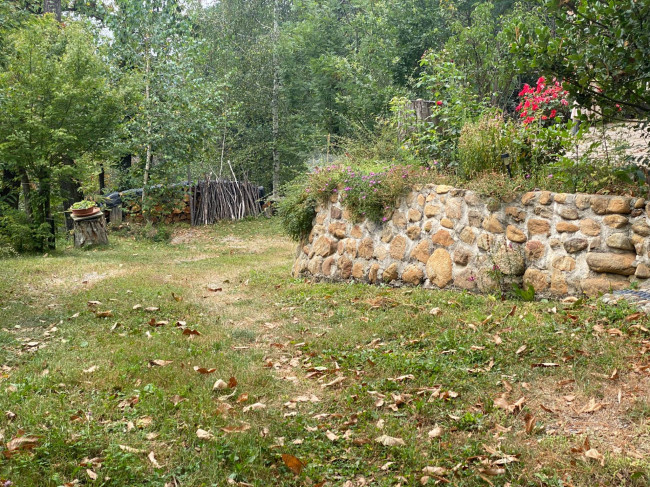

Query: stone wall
292,185,650,297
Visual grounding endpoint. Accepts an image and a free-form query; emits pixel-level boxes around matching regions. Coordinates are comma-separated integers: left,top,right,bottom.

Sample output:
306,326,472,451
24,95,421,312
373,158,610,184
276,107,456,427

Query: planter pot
71,206,99,217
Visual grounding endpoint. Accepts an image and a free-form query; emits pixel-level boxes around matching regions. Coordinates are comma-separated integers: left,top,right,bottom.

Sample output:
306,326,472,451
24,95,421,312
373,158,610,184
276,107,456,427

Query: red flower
550,109,557,118
436,100,443,106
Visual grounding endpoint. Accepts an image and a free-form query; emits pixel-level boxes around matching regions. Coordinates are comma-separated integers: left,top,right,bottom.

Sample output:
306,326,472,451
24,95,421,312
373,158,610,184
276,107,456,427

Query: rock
328,222,347,239
557,222,579,233
635,263,650,279
525,241,545,260
521,192,536,205
345,239,357,257
440,218,454,229
424,204,442,218
534,206,554,218
464,192,481,206
482,215,505,233
454,269,477,290
350,225,363,238
331,206,342,219
523,268,549,292
634,198,645,209
506,225,527,243
309,224,324,243
603,215,629,228
459,227,476,244
338,255,353,279
402,265,424,285
423,220,434,232
417,194,425,206
552,256,576,271
453,248,472,266
408,208,422,222
312,236,336,257
390,235,407,259
581,276,629,296
559,207,579,220
374,245,388,261
357,238,374,259
292,256,308,276
426,249,453,288
586,252,636,275
539,191,553,205
382,262,399,283
468,210,483,227
368,263,380,283
606,233,634,251
435,185,452,194
550,271,568,294
575,194,591,210
549,238,561,248
316,213,326,224
381,226,393,243
445,199,463,219
322,256,336,276
528,219,551,236
410,240,431,263
392,211,406,228
406,225,421,240
505,206,526,222
607,197,631,214
477,233,494,251
351,262,366,279
632,221,650,236
492,245,525,276
590,196,609,215
554,193,568,204
563,238,588,253
308,256,323,275
580,219,601,236
432,229,454,247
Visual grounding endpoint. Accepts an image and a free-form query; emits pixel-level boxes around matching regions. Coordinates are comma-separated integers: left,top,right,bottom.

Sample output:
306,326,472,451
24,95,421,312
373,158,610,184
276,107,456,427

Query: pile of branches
191,177,261,225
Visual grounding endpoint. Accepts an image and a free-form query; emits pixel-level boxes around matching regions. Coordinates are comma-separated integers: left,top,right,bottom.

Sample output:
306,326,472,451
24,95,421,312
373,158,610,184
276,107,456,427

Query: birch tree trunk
271,0,280,199
143,42,152,205
43,0,61,21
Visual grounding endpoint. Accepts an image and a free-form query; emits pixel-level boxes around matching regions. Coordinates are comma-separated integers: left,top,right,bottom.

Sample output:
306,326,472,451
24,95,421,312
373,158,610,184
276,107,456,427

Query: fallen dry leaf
321,376,345,389
213,379,228,390
243,402,266,412
196,428,214,440
83,365,98,374
325,430,339,441
221,423,251,433
585,448,605,466
422,466,447,476
148,451,162,468
86,469,98,481
194,367,217,374
524,413,536,435
375,435,405,447
281,453,304,475
118,444,144,453
428,425,443,438
149,360,173,367
95,310,113,318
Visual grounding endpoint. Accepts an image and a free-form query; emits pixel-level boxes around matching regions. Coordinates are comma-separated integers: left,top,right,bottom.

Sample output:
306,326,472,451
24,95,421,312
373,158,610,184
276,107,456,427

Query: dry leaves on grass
281,453,304,475
243,403,266,412
494,394,526,414
4,434,40,458
148,451,162,468
375,435,405,447
196,429,214,440
149,360,173,367
194,366,217,374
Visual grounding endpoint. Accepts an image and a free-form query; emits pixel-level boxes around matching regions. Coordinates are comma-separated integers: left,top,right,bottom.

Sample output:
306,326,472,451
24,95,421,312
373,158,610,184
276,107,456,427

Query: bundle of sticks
191,178,261,225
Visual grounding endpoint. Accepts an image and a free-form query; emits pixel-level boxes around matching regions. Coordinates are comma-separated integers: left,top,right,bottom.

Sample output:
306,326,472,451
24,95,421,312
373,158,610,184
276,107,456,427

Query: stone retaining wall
292,185,650,296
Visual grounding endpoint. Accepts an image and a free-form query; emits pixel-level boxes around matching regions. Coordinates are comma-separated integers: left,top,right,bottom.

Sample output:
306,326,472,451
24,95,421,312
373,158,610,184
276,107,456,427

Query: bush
278,176,317,241
0,205,52,253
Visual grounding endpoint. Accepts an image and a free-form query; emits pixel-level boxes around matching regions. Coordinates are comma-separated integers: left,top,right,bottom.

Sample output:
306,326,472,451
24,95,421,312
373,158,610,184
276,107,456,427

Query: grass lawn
0,217,648,487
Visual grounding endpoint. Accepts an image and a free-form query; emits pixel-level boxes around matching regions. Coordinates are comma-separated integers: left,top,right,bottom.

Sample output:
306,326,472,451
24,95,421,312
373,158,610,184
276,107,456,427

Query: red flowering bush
515,77,569,125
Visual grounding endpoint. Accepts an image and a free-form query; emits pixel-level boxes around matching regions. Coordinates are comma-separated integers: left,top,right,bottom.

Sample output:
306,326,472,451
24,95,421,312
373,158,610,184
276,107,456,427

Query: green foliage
511,283,535,302
510,0,650,121
0,205,52,254
277,176,317,241
69,200,97,210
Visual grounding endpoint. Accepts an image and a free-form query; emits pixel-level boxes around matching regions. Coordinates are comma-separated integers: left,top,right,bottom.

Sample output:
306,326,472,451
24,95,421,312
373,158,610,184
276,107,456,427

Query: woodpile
192,179,261,225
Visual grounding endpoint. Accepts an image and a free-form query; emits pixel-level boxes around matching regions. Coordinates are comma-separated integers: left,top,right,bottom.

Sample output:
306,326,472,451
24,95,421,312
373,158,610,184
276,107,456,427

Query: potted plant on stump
69,200,99,217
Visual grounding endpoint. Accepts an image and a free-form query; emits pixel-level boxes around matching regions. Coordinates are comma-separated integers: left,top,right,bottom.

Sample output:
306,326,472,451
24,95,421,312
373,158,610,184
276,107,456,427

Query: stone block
312,235,336,257
440,218,454,229
402,265,424,285
632,221,650,236
564,238,588,253
328,222,347,239
482,215,505,233
606,233,634,251
523,268,549,292
424,204,442,218
432,229,454,247
607,197,631,214
410,240,431,263
603,215,628,228
382,262,399,283
426,249,453,288
445,199,463,219
358,237,374,259
586,252,636,275
525,240,545,261
406,225,421,240
331,206,342,219
552,256,576,271
390,235,407,259
580,218,601,236
559,207,579,220
506,225,527,243
528,219,551,236
408,208,422,222
557,222,579,233
459,227,476,244
454,248,472,266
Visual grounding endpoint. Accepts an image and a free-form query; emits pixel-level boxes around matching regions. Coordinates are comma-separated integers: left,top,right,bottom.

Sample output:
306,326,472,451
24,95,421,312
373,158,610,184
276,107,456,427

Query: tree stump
73,213,109,248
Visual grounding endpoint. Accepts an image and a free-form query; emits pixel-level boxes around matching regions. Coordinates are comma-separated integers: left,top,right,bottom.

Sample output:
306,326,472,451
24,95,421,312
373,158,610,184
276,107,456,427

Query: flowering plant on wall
515,77,570,126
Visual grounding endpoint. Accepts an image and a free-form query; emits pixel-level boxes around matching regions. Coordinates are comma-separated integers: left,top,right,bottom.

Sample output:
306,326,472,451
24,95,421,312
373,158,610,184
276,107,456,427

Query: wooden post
73,213,109,248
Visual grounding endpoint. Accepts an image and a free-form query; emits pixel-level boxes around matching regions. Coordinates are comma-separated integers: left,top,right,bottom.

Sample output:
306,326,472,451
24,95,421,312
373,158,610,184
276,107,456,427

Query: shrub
0,205,52,253
278,175,318,241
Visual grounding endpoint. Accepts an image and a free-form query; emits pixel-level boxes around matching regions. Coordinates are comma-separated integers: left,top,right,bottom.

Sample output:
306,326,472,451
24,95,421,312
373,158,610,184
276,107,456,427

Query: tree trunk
0,168,20,210
73,214,108,248
60,157,84,231
99,163,106,192
143,47,152,205
271,0,280,199
43,0,61,21
20,169,32,218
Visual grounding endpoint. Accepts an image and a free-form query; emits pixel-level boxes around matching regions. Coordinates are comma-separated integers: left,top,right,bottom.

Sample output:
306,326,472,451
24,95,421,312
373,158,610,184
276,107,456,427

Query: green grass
0,217,648,486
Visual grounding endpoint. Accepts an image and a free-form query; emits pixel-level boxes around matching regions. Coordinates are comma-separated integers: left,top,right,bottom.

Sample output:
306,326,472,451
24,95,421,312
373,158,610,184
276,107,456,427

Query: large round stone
426,249,453,288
